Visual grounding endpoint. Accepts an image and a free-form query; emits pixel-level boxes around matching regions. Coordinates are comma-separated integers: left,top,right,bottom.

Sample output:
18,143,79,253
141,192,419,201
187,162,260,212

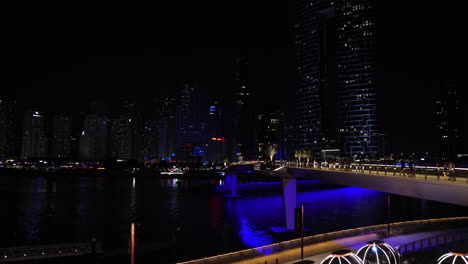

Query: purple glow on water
0,176,467,264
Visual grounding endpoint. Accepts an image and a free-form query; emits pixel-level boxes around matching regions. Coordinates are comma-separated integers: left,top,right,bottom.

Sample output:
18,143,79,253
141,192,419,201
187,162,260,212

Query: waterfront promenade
282,228,468,264
177,217,468,264
210,228,468,264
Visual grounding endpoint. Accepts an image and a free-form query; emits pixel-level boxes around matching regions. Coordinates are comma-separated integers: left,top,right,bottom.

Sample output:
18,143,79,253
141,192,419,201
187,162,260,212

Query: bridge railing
0,241,102,263
396,229,468,256
277,161,468,183
177,217,468,264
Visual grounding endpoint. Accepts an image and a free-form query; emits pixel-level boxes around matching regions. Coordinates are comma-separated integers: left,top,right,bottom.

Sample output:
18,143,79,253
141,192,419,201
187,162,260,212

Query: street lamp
301,202,311,260
387,195,391,236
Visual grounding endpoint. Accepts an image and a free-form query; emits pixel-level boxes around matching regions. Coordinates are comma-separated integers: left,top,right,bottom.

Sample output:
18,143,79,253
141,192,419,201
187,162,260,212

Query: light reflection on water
0,175,467,264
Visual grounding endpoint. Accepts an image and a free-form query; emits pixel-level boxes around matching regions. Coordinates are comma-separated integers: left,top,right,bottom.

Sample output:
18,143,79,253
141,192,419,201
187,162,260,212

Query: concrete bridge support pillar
225,172,242,198
282,176,297,231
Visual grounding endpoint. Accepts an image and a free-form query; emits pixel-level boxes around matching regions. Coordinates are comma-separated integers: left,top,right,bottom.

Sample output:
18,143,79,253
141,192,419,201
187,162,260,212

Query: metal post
301,203,304,260
387,195,391,236
300,202,311,260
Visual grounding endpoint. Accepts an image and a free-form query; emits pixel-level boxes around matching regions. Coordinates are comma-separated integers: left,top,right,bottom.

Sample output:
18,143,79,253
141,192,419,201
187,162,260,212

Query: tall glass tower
295,0,379,158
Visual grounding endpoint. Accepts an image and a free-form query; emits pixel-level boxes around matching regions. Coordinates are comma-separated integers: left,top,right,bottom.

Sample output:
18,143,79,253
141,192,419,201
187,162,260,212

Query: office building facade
79,114,108,161
231,51,256,161
295,0,379,158
51,114,72,159
21,110,48,159
435,81,463,160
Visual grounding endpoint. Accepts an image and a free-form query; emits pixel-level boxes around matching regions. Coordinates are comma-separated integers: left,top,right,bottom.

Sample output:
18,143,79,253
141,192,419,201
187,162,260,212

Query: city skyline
1,1,467,155
2,2,468,264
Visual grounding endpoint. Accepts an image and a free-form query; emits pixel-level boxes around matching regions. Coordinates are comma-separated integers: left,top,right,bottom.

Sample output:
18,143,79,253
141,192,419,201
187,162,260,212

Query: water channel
0,174,466,263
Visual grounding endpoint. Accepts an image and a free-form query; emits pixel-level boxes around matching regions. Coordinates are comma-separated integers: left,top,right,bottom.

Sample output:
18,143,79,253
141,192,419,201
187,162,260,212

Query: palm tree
294,149,303,165
266,145,277,162
303,149,314,167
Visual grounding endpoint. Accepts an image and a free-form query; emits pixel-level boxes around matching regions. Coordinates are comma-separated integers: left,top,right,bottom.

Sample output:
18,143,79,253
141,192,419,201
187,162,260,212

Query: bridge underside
278,167,468,207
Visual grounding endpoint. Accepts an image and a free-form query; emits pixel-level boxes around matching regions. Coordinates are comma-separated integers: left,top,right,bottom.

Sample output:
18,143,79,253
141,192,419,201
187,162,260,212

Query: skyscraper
231,50,256,161
205,101,226,162
79,114,108,161
142,120,158,161
0,99,18,158
156,96,176,160
51,114,72,159
295,0,379,158
110,118,130,160
435,80,463,161
175,82,207,161
21,109,48,159
256,111,285,161
110,97,142,161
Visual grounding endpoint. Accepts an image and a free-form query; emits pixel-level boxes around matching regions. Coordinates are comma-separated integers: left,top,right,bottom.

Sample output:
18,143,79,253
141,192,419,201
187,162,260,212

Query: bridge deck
278,165,468,206
284,165,466,181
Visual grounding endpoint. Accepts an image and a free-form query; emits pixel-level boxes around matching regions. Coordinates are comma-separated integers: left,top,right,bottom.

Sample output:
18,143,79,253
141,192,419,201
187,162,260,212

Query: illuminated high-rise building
231,50,256,161
0,99,19,158
79,114,108,161
51,114,72,159
110,118,129,160
256,111,286,161
175,82,207,161
295,0,379,158
156,96,176,160
142,120,158,161
205,101,226,162
21,109,48,159
435,80,463,160
111,97,142,161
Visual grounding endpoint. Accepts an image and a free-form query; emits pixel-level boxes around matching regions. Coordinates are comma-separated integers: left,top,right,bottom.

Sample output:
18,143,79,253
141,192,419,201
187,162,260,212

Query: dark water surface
0,174,466,264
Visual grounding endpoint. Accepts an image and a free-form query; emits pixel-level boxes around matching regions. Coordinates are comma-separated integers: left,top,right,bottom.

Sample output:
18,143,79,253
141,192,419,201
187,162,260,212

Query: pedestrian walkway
231,228,468,264
287,165,468,185
230,233,379,264
285,229,468,264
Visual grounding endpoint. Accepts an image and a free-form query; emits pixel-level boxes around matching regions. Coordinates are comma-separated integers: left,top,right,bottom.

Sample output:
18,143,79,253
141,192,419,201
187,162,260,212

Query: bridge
225,162,468,231
0,241,102,263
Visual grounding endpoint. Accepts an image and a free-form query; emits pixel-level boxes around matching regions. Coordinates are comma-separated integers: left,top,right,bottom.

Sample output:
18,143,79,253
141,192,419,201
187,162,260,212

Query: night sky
1,0,467,154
